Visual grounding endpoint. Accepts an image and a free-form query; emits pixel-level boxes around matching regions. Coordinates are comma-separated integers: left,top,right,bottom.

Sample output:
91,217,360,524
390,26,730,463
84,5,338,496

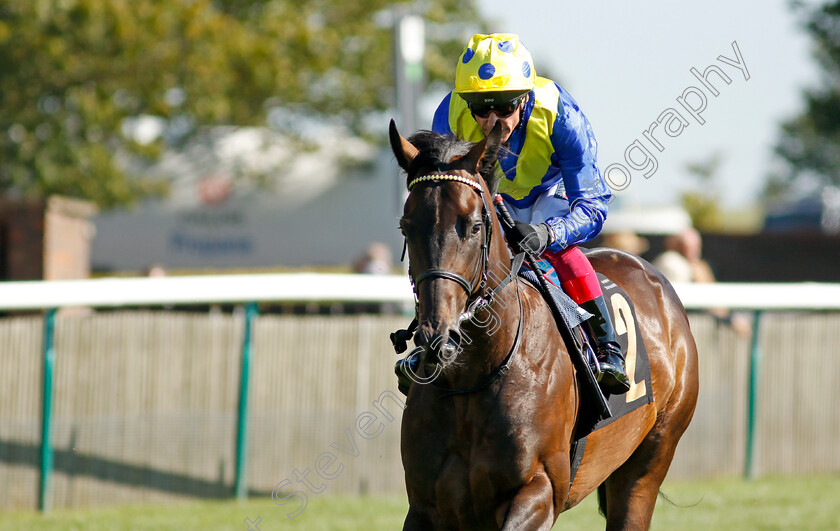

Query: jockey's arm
543,101,610,250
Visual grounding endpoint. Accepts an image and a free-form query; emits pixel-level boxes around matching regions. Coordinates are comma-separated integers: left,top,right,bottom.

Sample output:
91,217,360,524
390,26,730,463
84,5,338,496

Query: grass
1,475,838,530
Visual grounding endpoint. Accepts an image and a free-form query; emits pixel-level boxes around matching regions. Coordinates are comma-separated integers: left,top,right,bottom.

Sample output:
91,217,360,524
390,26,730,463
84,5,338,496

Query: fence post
39,308,57,512
234,302,258,499
744,309,763,479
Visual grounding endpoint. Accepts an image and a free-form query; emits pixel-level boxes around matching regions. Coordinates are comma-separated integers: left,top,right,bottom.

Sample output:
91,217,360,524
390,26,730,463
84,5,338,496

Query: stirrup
596,345,630,394
583,341,602,379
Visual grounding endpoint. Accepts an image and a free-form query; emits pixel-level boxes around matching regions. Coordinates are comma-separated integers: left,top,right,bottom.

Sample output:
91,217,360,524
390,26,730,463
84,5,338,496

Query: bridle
396,172,526,397
405,173,493,309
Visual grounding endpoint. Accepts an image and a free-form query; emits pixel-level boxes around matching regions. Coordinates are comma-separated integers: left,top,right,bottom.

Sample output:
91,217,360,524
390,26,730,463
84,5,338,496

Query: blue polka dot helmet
455,33,535,104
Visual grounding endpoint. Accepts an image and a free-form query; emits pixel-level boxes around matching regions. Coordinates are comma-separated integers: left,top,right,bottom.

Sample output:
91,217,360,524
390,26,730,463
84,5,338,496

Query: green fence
1,310,838,511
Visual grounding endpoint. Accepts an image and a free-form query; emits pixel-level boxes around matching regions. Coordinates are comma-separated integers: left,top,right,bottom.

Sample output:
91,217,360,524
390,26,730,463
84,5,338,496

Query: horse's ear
389,119,419,172
461,122,503,193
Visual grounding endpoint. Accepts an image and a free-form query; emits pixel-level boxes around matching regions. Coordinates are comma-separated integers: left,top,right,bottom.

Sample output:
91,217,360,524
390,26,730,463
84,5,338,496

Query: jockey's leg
543,245,630,394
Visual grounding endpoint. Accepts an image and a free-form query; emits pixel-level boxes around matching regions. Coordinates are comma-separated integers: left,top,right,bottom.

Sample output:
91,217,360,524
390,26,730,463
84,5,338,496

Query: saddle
517,258,592,331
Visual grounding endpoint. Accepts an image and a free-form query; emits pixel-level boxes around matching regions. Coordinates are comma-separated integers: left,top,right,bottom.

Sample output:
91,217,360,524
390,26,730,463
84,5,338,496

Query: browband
407,174,484,193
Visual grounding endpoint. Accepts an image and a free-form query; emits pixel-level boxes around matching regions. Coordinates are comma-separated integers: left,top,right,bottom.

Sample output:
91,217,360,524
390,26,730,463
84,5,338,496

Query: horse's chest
403,402,536,508
432,428,534,525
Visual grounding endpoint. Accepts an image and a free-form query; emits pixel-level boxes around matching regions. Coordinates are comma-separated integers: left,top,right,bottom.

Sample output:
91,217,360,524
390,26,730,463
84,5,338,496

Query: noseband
406,173,492,305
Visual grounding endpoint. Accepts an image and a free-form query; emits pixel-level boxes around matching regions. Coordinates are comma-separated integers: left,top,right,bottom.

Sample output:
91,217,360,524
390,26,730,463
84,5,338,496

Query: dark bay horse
389,119,699,530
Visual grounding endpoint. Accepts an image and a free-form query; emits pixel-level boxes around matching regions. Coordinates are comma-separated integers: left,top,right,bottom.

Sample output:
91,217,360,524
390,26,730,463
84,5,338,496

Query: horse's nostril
439,341,458,363
416,323,463,367
439,332,461,364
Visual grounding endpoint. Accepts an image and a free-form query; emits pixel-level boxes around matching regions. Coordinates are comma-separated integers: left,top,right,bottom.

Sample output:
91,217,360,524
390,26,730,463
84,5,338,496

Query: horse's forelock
404,130,501,195
407,130,474,168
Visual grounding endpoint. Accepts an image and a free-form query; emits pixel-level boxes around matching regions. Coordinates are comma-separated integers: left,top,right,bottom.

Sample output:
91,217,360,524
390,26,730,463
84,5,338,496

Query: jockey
396,33,629,395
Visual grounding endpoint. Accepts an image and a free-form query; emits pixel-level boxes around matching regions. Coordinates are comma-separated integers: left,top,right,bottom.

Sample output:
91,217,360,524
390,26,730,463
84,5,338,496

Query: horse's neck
447,256,522,384
438,214,523,386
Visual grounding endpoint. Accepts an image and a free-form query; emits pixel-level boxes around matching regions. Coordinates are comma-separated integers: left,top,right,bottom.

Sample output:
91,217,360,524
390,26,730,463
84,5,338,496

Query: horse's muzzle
415,321,462,367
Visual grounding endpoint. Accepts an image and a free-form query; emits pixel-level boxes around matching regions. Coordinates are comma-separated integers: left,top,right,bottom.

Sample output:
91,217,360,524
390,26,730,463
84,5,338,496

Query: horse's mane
406,130,502,194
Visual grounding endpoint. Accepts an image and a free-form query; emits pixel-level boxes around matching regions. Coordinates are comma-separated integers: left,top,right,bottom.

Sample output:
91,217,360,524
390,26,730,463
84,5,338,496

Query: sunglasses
467,95,525,118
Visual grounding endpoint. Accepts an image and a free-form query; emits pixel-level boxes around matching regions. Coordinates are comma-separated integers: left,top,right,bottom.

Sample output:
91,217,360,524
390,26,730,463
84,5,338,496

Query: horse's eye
471,223,482,236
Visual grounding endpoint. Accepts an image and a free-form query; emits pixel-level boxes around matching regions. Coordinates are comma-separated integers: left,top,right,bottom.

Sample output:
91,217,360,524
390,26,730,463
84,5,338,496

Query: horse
389,119,699,530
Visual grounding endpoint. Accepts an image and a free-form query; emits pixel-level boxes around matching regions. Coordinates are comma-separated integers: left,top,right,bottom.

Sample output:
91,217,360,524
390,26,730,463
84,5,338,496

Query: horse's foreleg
499,470,555,531
402,506,435,531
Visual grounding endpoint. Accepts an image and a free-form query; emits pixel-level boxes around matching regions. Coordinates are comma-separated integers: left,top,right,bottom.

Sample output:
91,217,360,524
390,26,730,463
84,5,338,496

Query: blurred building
594,200,840,283
0,196,96,281
763,186,840,234
601,204,693,236
92,126,405,273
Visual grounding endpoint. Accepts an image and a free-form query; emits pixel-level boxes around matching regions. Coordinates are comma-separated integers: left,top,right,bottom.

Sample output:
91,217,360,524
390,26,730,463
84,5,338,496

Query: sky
421,0,822,209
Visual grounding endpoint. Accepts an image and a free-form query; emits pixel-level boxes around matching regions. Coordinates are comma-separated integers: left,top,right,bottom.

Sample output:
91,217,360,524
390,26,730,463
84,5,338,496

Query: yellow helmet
455,33,536,104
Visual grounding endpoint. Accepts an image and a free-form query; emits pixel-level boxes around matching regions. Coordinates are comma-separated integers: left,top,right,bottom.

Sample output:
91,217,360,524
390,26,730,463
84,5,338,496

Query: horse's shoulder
515,276,563,330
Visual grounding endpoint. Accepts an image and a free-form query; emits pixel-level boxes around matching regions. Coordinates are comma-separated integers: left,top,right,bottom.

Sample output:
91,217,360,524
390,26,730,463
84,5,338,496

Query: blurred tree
766,0,840,201
681,153,724,232
0,0,482,208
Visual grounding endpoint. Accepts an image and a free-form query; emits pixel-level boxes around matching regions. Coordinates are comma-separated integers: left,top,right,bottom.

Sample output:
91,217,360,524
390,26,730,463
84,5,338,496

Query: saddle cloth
518,261,655,486
517,259,654,428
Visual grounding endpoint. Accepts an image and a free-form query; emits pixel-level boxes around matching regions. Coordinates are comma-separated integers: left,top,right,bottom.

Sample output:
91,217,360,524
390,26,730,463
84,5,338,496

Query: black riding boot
580,296,631,394
395,355,420,396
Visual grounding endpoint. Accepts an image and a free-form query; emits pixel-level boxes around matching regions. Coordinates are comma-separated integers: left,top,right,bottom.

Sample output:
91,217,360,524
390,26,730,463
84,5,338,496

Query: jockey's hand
505,221,554,254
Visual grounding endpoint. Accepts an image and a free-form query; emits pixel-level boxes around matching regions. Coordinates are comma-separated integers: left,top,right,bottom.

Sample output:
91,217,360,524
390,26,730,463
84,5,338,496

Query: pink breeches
543,245,603,304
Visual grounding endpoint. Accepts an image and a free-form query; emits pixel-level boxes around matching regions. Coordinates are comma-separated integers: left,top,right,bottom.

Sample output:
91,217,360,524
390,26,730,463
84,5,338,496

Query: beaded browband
407,174,484,192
